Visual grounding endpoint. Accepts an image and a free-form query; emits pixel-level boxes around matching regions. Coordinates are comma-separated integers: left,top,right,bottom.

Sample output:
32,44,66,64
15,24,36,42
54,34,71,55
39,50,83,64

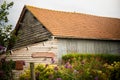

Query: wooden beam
31,52,55,58
30,62,36,80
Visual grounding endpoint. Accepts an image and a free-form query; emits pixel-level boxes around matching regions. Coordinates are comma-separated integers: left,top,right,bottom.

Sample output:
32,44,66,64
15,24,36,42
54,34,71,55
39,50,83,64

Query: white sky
0,0,120,28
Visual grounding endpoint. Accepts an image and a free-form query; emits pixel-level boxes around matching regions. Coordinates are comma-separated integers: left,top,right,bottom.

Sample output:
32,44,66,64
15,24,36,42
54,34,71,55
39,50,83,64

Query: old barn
8,5,120,66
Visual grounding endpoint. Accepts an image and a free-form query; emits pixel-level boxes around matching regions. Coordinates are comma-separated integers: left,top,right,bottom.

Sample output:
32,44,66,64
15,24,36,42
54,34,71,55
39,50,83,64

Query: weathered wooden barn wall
58,38,120,58
13,10,52,48
8,39,58,63
7,39,58,79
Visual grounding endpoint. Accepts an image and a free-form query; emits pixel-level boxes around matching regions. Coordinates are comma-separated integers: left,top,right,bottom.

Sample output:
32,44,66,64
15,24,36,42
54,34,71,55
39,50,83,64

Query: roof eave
53,35,120,41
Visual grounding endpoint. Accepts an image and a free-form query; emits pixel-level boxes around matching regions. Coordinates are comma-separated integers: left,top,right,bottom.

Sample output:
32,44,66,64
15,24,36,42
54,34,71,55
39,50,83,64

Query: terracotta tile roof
24,5,120,40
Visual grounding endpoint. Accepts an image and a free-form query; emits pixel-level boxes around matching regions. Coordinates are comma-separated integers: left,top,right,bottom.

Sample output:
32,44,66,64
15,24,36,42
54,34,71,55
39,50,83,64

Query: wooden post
30,62,36,80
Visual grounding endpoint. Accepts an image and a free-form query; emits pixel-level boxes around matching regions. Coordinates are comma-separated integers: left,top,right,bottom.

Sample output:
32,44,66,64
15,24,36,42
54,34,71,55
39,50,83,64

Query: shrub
0,58,15,80
103,61,120,80
19,53,120,80
20,62,120,80
62,53,120,64
19,70,31,80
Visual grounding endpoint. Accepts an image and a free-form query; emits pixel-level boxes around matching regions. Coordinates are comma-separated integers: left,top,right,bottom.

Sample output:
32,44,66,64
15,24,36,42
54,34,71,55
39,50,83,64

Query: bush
19,70,31,80
0,58,15,80
103,61,120,80
19,64,62,80
20,62,120,80
62,53,120,64
19,53,120,80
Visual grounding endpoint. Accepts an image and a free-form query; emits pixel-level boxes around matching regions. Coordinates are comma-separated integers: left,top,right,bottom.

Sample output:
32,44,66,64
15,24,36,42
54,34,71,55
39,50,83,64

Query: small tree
0,1,16,80
0,1,14,54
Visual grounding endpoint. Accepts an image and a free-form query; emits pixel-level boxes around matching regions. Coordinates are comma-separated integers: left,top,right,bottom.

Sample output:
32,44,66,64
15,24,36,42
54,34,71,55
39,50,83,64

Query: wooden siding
13,11,52,48
7,39,58,79
8,39,58,63
58,39,120,58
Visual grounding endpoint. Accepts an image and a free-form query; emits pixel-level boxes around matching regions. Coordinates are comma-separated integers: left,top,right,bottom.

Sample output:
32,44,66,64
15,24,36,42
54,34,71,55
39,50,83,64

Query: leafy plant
103,61,120,80
19,70,31,80
0,1,17,80
0,1,14,48
19,53,120,80
0,58,15,80
62,53,120,64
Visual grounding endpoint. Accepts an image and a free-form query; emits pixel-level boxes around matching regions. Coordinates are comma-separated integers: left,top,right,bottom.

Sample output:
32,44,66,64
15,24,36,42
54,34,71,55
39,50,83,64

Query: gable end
13,10,52,49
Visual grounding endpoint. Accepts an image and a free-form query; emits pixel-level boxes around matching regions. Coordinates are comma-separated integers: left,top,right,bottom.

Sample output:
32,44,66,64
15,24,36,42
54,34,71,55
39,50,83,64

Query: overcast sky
0,0,120,28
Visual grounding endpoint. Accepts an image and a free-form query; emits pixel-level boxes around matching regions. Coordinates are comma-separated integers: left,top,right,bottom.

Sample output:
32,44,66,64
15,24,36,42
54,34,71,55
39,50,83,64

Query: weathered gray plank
58,39,120,56
13,11,52,49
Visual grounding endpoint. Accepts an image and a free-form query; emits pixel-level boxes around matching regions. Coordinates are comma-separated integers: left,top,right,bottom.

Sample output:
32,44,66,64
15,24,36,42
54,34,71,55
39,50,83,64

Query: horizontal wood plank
32,52,55,58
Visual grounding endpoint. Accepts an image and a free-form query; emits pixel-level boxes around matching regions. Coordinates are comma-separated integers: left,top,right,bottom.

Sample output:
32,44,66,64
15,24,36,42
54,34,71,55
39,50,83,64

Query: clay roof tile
22,5,120,40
